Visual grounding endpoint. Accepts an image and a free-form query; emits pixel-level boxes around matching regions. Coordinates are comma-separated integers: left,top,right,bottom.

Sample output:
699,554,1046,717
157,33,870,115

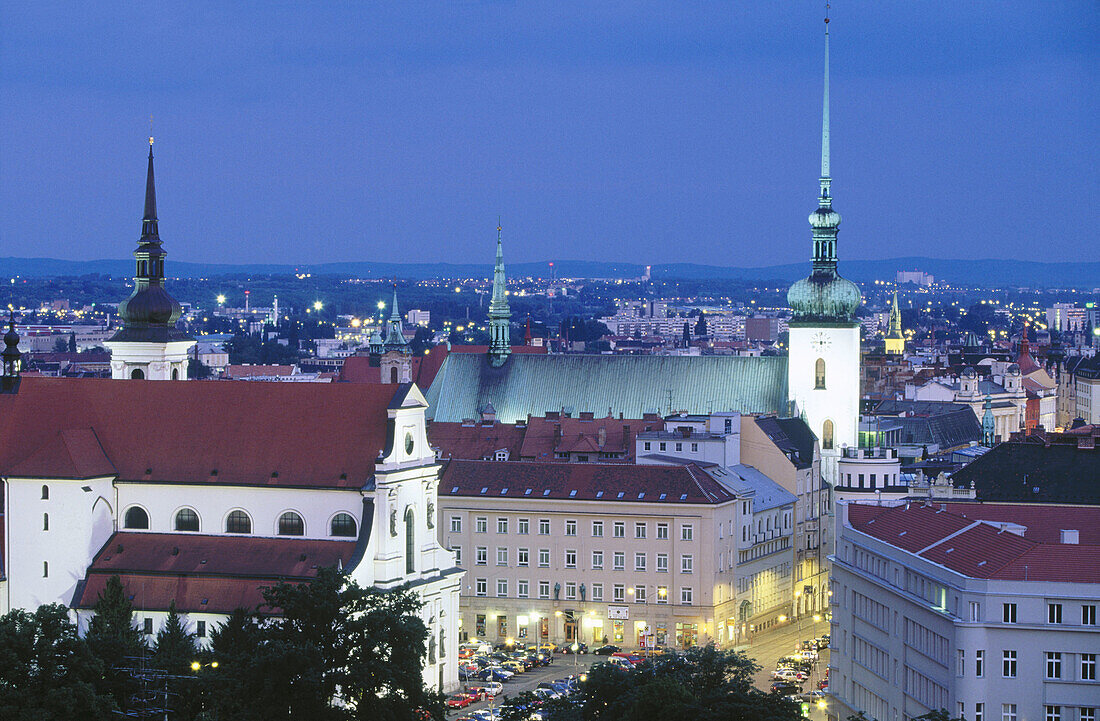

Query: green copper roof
425,353,789,423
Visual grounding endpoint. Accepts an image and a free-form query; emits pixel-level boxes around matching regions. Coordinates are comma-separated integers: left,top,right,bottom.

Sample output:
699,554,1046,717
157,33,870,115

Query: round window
405,432,414,455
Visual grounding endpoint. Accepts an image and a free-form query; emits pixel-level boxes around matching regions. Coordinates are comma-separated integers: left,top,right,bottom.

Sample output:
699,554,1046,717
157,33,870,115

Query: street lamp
571,643,579,671
555,610,563,652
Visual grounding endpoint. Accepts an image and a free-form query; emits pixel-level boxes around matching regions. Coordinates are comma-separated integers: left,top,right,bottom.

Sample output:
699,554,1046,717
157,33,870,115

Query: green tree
84,575,147,710
0,604,116,720
68,332,77,353
153,602,197,720
187,357,213,379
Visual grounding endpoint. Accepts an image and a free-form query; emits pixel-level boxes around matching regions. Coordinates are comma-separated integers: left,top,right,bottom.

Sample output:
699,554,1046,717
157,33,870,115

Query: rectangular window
1081,710,1096,721
1046,651,1062,679
969,601,981,622
1001,704,1017,721
975,649,984,677
681,587,693,605
1048,603,1063,624
635,522,646,539
613,522,625,538
476,547,487,565
592,520,604,537
196,620,206,638
635,585,647,603
613,552,625,571
656,553,668,573
1002,602,1017,623
681,524,694,541
450,516,462,533
656,523,669,540
518,518,530,535
1083,604,1097,625
497,517,508,534
496,579,508,597
565,550,577,568
476,517,487,534
453,546,462,565
659,442,666,451
518,580,529,598
565,582,576,600
691,443,698,452
681,554,693,573
656,585,668,603
592,583,603,601
643,441,651,451
1045,706,1061,721
538,549,550,568
518,548,529,566
957,649,965,676
634,552,646,571
1002,650,1017,678
539,519,550,535
538,581,550,599
476,578,487,596
592,550,604,569
675,442,682,452
613,584,625,603
975,703,984,721
565,519,577,536
1082,653,1097,681
496,547,508,566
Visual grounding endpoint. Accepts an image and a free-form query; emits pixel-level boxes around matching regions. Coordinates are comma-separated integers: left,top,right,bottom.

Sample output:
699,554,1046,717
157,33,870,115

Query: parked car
501,660,526,674
592,644,622,655
771,681,800,695
476,667,514,683
562,642,588,654
466,681,504,698
538,642,558,654
611,652,643,665
446,693,477,709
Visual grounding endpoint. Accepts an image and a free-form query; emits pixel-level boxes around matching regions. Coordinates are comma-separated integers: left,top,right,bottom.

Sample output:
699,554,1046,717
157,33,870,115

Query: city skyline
1,2,1096,267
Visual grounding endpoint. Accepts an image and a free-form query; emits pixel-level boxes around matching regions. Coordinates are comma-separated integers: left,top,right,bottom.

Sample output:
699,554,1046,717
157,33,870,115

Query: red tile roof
339,344,547,389
73,531,357,614
440,459,734,504
225,364,296,379
0,376,398,488
847,501,1100,583
428,421,526,461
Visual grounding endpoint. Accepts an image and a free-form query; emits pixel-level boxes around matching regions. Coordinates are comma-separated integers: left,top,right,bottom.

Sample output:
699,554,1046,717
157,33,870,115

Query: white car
772,669,801,682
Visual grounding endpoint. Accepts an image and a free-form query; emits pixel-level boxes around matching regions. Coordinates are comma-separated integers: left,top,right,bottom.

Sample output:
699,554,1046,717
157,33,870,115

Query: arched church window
43,513,49,531
139,261,147,276
41,484,49,500
171,368,179,380
278,511,304,536
822,419,834,450
390,366,398,384
405,507,416,575
131,368,145,380
226,510,252,534
815,358,826,389
330,513,357,537
124,506,150,529
175,508,200,532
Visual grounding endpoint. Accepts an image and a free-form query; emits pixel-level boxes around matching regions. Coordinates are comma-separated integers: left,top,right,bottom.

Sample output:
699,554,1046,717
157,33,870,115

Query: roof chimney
1061,529,1079,545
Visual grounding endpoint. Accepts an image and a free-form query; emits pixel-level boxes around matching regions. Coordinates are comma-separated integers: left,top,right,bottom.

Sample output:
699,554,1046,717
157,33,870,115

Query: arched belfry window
390,366,398,384
822,419,834,450
131,368,145,380
405,507,416,575
814,358,826,390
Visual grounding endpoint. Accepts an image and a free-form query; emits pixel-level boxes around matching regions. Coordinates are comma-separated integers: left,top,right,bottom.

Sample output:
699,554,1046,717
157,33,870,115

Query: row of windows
992,704,1096,721
454,516,694,541
120,505,357,538
1001,601,1097,626
966,649,1097,681
460,547,693,573
641,440,699,453
471,578,691,604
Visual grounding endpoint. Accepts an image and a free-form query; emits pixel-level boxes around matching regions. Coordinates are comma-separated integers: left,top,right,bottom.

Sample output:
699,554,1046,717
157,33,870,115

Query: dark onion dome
787,271,861,324
118,283,182,327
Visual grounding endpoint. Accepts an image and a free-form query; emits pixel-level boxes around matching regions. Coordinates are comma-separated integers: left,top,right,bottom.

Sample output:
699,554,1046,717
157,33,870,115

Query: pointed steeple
2,308,21,393
787,8,861,324
384,284,409,350
885,290,905,354
142,139,159,240
488,221,512,367
981,394,996,446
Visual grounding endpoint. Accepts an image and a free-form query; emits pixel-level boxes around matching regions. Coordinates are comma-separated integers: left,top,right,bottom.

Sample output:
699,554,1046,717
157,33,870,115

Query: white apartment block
829,500,1100,721
437,459,796,650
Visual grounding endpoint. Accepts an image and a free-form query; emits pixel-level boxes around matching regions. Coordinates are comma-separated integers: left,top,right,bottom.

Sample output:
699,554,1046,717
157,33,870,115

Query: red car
446,693,477,709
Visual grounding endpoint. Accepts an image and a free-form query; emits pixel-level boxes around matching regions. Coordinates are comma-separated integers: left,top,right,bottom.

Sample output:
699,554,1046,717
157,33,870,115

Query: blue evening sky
1,2,1096,267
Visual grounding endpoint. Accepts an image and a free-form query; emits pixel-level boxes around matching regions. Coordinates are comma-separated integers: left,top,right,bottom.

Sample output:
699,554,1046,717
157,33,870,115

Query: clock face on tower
811,332,832,352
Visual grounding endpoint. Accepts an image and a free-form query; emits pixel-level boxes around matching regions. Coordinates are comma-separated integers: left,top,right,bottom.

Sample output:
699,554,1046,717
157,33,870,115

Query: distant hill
0,256,1096,289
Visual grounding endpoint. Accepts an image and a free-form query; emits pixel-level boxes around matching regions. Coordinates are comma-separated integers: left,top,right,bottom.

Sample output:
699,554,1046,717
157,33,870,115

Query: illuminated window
405,508,416,574
278,511,304,536
815,358,826,389
822,419,834,450
124,506,150,529
330,513,357,537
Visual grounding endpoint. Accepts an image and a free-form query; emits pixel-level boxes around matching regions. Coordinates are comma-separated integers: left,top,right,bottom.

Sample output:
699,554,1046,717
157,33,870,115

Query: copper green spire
384,284,409,349
488,220,512,367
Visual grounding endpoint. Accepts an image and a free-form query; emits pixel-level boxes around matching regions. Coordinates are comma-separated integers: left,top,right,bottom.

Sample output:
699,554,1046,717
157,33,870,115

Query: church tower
381,285,413,383
105,139,194,380
487,222,512,368
786,13,862,483
884,291,905,354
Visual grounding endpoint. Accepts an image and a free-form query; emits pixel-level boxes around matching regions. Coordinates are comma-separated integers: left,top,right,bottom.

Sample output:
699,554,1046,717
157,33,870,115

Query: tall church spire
787,8,860,323
488,221,512,367
885,290,905,354
142,138,159,240
384,284,409,350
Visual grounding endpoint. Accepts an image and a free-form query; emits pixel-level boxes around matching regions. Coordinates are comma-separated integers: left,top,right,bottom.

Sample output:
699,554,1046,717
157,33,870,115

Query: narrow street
741,617,831,719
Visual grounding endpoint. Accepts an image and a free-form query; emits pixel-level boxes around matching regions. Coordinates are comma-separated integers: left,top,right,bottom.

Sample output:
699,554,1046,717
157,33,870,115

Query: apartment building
437,459,795,650
829,500,1100,721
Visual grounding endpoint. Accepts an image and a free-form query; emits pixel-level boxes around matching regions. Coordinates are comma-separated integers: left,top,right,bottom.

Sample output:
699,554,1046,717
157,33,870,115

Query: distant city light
313,301,323,311
216,294,226,304
377,300,386,310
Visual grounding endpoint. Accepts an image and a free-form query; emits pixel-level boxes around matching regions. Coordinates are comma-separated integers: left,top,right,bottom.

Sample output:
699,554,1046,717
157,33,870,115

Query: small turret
2,308,21,394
